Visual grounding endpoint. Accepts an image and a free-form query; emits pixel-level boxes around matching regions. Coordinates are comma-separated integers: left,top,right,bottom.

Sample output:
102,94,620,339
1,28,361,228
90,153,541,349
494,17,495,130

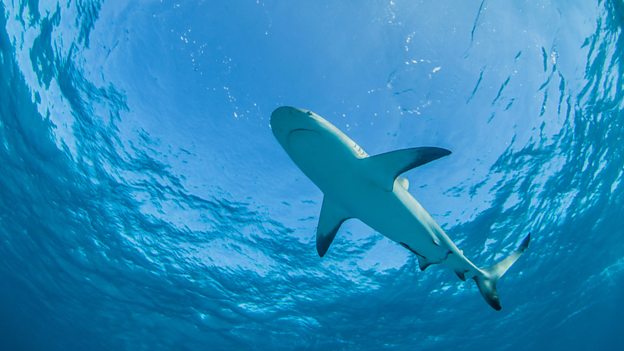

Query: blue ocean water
1,0,623,350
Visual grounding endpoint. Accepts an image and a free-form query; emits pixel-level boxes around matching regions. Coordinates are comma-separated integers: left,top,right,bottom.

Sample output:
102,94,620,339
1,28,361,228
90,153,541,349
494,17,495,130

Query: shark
270,106,530,310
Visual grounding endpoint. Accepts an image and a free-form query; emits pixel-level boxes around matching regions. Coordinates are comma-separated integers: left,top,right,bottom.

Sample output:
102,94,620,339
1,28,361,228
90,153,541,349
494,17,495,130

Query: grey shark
270,106,530,310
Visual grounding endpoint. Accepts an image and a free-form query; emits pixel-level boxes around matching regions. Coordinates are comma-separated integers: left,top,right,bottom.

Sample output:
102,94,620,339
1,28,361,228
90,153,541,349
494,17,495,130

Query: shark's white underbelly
286,126,477,273
339,177,451,263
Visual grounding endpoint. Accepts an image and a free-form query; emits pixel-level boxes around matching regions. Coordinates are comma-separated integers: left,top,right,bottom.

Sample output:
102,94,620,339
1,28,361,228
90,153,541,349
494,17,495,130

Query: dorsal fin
316,197,350,257
397,176,409,190
363,147,451,191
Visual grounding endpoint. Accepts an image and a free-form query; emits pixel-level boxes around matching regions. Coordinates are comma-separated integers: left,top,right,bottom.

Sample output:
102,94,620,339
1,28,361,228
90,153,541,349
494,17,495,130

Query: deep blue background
1,0,623,350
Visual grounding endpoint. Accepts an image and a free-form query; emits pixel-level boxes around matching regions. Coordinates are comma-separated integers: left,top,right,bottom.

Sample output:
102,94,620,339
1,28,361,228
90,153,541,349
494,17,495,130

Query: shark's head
270,106,368,160
270,106,327,147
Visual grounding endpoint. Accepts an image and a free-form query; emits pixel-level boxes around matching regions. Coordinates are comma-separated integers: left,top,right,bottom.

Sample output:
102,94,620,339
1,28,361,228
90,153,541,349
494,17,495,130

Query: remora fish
270,106,530,310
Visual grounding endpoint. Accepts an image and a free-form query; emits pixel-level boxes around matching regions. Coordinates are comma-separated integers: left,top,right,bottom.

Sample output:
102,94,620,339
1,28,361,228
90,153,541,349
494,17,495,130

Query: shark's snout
270,106,319,142
270,106,294,127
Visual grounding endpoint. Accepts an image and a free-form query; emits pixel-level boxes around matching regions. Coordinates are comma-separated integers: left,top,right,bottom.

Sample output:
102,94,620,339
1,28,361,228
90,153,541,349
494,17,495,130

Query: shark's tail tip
474,274,502,311
475,232,531,311
520,233,531,251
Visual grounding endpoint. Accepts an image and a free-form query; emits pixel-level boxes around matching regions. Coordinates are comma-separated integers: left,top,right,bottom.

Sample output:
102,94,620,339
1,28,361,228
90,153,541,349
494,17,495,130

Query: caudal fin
474,234,531,311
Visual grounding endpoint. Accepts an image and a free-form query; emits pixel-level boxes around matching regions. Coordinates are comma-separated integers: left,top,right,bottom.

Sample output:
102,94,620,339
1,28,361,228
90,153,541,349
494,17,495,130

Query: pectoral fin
316,197,350,257
363,147,451,191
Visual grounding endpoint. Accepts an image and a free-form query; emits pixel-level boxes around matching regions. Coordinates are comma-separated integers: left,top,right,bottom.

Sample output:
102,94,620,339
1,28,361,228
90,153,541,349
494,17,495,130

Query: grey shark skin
270,106,530,311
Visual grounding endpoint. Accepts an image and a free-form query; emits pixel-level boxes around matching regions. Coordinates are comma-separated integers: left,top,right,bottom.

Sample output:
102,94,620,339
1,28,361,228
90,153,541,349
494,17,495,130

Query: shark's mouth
287,128,320,147
287,128,317,136
288,128,321,147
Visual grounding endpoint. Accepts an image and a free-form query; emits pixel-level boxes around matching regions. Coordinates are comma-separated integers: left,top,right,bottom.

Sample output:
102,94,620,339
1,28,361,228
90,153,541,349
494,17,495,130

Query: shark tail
474,233,531,311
